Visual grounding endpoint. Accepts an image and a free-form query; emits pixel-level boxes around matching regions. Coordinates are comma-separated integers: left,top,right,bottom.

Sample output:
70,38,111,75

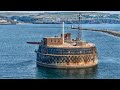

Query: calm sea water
0,24,120,79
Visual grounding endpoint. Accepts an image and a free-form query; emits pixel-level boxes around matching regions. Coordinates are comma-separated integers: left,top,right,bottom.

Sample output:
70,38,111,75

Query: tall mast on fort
76,13,82,46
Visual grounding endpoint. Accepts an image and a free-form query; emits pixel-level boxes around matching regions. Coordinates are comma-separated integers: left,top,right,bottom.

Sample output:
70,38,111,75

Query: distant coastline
1,12,120,24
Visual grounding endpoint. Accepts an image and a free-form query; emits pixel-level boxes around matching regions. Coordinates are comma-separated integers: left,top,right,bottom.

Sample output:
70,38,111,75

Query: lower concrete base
37,60,98,69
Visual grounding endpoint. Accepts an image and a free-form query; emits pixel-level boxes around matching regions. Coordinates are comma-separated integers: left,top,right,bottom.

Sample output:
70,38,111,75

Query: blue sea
0,24,120,79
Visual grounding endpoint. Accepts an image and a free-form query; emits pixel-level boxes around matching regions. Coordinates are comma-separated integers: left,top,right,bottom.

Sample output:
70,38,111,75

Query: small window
58,39,60,42
68,51,70,53
54,39,56,42
51,39,52,42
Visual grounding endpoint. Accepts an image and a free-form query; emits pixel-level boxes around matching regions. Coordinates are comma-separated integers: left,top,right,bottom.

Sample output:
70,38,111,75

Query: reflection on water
36,65,98,79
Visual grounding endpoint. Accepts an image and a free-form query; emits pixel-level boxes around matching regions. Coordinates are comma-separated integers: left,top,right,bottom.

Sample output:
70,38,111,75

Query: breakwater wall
72,27,120,37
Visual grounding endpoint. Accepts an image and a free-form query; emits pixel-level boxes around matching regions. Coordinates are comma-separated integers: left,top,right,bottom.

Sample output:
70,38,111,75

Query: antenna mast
79,13,82,40
76,13,82,46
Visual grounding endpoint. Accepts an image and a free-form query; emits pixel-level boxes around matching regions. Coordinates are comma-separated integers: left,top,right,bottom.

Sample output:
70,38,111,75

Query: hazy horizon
0,11,120,14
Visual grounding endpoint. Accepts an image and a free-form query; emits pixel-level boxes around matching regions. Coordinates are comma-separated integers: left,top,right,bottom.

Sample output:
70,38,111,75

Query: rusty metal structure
35,14,98,68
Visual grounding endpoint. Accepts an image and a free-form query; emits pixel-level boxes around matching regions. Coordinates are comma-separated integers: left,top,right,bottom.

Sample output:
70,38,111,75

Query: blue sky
0,11,120,14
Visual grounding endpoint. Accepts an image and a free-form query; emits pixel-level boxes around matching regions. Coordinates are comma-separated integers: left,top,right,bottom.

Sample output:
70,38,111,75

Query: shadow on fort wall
35,65,98,79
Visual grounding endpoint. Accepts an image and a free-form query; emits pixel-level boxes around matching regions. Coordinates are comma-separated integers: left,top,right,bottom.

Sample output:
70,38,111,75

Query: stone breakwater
72,27,120,37
84,28,120,37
